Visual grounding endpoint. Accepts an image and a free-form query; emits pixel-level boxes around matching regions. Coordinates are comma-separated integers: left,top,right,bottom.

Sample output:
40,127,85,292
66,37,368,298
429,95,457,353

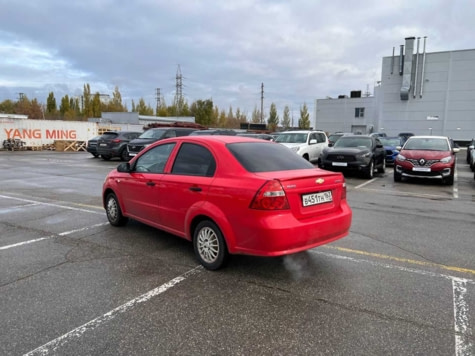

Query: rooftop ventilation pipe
400,37,415,100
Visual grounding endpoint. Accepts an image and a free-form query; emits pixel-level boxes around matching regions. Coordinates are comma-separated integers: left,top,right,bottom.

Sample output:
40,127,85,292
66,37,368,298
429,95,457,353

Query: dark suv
127,127,197,158
97,131,142,161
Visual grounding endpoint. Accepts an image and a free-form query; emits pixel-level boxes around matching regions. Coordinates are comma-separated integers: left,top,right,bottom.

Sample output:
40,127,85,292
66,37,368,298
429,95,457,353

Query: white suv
275,130,329,163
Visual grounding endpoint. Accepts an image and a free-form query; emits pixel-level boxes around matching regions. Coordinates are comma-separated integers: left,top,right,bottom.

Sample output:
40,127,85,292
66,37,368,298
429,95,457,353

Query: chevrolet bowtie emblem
316,178,324,184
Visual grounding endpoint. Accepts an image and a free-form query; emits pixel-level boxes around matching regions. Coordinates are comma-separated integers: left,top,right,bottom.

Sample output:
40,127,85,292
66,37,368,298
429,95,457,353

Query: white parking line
0,194,103,215
24,266,202,356
354,178,378,189
312,251,474,356
452,278,472,356
0,223,110,251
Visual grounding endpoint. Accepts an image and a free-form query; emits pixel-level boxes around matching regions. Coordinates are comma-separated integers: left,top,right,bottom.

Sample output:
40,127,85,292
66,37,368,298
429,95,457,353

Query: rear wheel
377,159,386,174
105,193,128,226
193,220,228,270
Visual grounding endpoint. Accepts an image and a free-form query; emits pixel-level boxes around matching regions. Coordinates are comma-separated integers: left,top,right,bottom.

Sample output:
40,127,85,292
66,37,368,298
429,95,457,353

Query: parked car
470,144,475,172
466,138,475,164
379,136,403,165
369,132,387,138
127,127,197,158
97,131,142,161
236,133,275,141
274,130,328,163
319,135,386,179
394,135,460,185
398,132,415,145
86,135,102,158
102,136,352,270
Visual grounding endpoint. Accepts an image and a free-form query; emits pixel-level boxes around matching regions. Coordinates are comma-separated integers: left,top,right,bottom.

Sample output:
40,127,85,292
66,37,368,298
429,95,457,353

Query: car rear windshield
227,142,314,172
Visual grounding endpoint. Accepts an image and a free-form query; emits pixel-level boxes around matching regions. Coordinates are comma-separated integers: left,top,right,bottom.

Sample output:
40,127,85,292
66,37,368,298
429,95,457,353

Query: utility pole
260,83,264,123
175,65,183,117
155,88,161,115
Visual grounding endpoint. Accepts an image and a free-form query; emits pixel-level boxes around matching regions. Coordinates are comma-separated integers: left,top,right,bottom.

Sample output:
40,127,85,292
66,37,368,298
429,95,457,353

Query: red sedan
103,136,352,270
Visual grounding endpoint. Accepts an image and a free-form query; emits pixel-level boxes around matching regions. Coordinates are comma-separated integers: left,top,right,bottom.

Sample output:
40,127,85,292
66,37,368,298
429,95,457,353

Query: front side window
172,143,216,177
134,143,176,173
355,107,365,118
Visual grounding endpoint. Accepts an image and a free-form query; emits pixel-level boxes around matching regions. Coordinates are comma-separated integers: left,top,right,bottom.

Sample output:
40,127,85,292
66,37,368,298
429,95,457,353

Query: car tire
105,193,128,226
377,158,386,174
193,220,228,270
101,155,111,161
444,176,454,186
394,170,402,182
120,148,129,161
365,160,374,179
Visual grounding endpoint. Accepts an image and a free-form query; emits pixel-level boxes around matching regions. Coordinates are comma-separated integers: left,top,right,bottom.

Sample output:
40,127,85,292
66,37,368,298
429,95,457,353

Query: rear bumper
229,203,352,256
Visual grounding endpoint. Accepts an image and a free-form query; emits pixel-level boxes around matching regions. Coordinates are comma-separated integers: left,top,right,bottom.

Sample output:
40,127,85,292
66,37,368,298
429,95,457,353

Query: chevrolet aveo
103,136,352,270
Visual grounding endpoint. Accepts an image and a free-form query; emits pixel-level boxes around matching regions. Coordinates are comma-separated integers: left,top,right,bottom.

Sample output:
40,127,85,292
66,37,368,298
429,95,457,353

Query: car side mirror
328,142,334,147
117,162,131,172
396,146,402,150
452,147,460,154
469,145,475,150
309,139,317,144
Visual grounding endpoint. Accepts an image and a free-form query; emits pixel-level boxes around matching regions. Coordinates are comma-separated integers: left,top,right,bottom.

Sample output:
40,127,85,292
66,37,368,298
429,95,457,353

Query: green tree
267,103,279,131
190,99,214,126
60,95,71,116
92,93,102,117
298,103,311,129
107,86,125,112
156,97,168,117
282,105,291,129
136,98,154,115
46,92,57,116
83,84,93,118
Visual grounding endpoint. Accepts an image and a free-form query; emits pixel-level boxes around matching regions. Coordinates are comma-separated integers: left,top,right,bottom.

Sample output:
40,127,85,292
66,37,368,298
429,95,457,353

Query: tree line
0,84,312,130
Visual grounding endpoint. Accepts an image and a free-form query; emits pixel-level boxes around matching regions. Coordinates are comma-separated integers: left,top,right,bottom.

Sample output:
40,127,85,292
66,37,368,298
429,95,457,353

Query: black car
466,138,475,164
319,135,386,179
86,135,102,158
127,127,197,158
97,131,142,161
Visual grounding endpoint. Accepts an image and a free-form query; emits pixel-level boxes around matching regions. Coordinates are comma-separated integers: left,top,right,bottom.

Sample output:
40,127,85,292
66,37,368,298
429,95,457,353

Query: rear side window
101,133,118,140
228,142,314,172
172,143,216,177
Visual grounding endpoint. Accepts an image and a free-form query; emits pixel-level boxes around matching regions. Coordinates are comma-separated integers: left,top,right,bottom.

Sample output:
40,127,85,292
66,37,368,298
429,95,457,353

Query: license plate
332,162,347,167
100,143,107,146
413,167,431,172
302,191,333,207
129,153,136,156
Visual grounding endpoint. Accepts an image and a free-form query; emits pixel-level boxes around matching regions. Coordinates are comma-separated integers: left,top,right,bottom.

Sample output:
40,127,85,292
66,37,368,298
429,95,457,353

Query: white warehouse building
315,37,475,143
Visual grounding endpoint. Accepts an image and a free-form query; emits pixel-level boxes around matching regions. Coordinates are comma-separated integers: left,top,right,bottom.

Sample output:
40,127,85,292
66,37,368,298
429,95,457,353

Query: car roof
407,135,448,140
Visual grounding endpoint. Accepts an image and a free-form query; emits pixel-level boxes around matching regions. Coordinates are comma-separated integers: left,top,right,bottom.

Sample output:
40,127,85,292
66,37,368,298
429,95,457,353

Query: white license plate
413,167,431,172
129,153,136,156
332,162,347,167
302,191,333,207
100,143,107,146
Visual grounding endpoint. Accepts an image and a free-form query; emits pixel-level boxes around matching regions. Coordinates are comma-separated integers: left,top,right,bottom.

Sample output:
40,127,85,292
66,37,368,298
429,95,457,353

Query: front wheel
120,148,129,161
364,160,374,179
105,193,128,226
193,220,228,270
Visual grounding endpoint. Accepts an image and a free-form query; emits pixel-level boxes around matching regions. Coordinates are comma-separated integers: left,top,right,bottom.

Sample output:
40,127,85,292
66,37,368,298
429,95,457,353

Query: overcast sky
0,0,473,123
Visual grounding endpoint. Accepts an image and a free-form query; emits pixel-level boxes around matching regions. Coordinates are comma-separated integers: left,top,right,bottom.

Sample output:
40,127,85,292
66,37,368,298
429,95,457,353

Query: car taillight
112,139,121,143
341,182,347,200
250,180,289,210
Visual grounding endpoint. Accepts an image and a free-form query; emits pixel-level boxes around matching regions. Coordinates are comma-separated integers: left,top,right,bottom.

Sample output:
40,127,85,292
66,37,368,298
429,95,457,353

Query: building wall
315,94,377,134
315,40,475,141
380,48,475,139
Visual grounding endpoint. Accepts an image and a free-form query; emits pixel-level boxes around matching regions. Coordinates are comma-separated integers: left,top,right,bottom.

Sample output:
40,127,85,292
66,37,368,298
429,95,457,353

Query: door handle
189,186,202,192
146,181,155,186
